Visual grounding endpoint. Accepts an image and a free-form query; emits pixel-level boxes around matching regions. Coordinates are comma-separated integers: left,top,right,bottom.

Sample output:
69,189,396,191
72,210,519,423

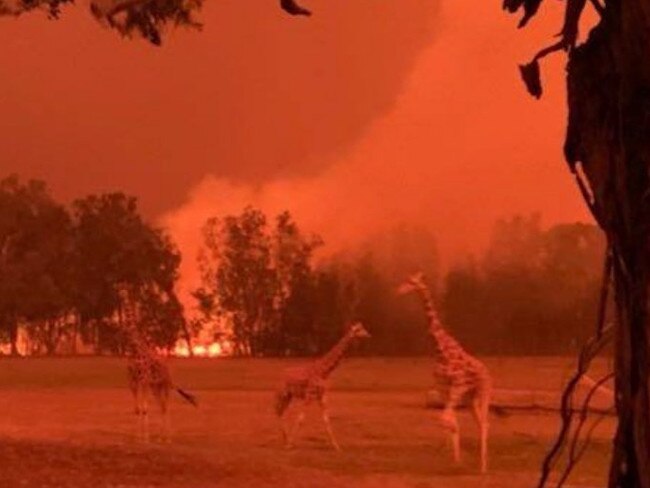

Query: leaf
280,0,311,16
519,59,543,99
502,0,543,28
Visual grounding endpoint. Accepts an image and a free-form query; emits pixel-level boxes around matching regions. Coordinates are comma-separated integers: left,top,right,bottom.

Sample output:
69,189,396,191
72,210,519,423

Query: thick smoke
161,0,590,305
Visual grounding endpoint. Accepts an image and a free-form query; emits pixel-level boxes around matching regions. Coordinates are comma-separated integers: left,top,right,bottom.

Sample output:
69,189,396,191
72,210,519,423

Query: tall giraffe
398,272,492,473
274,322,371,450
116,285,197,442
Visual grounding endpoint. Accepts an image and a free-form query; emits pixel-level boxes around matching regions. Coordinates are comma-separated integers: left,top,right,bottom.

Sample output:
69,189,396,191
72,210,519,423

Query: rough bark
565,3,650,487
508,0,650,486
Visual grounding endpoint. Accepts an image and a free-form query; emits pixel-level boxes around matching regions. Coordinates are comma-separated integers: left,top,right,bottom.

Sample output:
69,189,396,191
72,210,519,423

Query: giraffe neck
312,331,356,379
413,284,462,359
413,283,442,331
120,297,154,357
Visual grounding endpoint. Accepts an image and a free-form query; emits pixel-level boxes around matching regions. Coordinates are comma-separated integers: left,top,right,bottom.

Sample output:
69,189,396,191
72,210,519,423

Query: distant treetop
0,0,311,45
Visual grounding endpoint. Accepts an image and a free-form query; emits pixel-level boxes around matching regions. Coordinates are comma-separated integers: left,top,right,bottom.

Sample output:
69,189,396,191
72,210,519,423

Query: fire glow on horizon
171,340,233,358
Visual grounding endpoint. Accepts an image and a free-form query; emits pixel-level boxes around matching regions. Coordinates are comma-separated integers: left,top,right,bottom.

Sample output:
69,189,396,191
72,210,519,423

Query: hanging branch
516,0,591,98
536,248,613,488
555,372,615,487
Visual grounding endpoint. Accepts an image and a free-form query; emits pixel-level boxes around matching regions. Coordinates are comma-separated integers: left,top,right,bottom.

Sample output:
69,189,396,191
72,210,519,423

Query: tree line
442,215,607,355
195,209,606,357
0,175,186,355
0,175,605,357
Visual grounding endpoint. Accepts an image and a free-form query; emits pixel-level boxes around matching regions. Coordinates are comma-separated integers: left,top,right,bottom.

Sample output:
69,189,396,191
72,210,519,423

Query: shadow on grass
0,436,221,487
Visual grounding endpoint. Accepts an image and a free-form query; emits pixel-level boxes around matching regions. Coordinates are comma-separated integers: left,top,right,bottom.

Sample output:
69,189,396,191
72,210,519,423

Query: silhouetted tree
196,207,278,356
309,261,358,354
352,252,428,356
72,192,182,352
506,2,650,485
272,211,323,355
442,258,485,349
196,207,324,356
0,176,74,355
0,0,309,46
442,218,605,355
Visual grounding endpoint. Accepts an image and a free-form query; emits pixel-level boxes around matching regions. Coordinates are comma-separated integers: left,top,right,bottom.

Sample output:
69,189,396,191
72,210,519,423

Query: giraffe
116,285,197,442
274,322,371,451
398,271,492,473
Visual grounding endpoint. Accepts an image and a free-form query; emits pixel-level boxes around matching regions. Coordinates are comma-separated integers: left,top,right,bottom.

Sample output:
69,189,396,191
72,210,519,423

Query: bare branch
537,249,613,488
556,373,615,487
509,0,592,98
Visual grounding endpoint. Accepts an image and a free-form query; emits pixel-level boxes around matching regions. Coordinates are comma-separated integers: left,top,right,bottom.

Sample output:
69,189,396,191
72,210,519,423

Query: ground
0,357,614,487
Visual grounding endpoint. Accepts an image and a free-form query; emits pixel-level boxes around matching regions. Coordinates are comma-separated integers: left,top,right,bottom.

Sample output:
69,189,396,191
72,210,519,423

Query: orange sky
0,0,592,297
0,0,439,212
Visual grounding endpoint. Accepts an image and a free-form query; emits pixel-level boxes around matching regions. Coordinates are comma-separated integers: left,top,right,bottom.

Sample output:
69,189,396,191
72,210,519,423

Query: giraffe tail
175,387,198,407
274,389,292,417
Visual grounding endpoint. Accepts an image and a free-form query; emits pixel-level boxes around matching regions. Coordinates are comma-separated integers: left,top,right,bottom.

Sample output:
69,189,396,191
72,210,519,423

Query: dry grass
0,356,614,487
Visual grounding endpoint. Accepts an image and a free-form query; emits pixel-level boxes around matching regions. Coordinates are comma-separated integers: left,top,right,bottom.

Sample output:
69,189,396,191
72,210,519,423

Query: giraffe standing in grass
117,285,197,442
274,322,371,450
398,272,492,473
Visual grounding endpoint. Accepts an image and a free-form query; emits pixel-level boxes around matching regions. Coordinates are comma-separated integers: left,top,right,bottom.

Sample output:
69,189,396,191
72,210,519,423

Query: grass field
0,357,614,487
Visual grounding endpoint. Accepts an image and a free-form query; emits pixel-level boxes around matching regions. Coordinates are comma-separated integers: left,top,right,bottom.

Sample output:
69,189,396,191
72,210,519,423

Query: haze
0,0,591,295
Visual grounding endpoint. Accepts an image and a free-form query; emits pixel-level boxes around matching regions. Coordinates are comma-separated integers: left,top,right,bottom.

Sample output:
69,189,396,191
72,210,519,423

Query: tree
272,211,323,355
0,0,309,46
506,1,650,485
135,283,186,350
442,259,487,350
352,251,428,356
72,192,183,353
309,261,358,354
0,176,74,355
196,207,278,356
196,207,326,356
442,218,605,355
540,223,607,348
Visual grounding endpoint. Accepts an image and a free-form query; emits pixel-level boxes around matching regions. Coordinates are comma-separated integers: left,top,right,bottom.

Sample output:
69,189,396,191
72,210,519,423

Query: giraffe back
430,328,491,397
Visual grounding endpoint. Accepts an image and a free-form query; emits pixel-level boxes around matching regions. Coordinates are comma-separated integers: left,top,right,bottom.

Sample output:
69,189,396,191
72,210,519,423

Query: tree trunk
181,320,194,357
565,2,650,486
71,313,80,355
9,318,19,356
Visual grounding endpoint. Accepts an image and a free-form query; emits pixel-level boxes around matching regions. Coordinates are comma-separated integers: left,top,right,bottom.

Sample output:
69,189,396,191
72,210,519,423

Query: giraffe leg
156,386,171,443
279,408,290,447
440,407,461,464
133,386,142,441
162,405,171,444
141,388,150,443
164,388,172,443
286,402,307,449
437,390,463,465
471,390,490,474
318,396,341,451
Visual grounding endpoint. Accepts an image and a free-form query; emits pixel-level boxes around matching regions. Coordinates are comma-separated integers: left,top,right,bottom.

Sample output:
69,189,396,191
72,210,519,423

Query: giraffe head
347,321,371,339
397,271,426,295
